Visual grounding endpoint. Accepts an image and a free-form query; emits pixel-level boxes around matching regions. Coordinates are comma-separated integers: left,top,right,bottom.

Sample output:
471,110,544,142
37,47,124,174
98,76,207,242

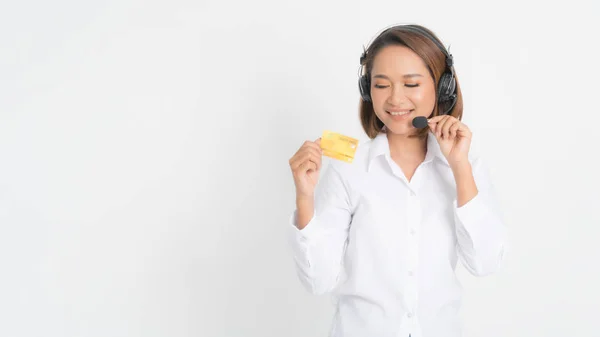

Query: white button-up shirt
287,130,507,337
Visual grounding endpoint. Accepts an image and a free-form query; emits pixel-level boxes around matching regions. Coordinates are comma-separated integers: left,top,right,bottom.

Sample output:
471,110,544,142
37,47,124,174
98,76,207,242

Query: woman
287,24,507,337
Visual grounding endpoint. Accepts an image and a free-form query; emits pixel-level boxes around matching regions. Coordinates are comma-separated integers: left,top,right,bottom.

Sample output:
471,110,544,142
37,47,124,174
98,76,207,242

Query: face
369,45,436,136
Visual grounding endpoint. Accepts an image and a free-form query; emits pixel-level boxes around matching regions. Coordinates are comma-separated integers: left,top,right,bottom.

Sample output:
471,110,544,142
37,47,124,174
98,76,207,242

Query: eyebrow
373,74,423,79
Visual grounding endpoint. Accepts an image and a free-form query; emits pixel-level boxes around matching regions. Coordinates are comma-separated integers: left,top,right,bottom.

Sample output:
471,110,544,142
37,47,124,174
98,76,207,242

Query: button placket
405,189,421,318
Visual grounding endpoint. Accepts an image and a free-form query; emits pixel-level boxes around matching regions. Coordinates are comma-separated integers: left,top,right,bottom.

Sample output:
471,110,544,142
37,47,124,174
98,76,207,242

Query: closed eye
374,84,419,88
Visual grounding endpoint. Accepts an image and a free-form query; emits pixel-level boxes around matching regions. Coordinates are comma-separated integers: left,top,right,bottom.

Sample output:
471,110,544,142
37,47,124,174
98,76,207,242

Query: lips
387,109,414,116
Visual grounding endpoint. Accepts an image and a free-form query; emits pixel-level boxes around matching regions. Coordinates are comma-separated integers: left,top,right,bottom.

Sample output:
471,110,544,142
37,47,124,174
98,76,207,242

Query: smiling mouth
387,109,414,116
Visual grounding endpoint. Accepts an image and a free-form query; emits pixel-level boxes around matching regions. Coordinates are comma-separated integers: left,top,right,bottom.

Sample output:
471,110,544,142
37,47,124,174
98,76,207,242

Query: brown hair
359,24,463,139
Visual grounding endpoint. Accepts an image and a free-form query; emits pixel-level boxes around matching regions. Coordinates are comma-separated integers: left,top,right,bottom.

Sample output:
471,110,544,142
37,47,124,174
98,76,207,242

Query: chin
382,122,415,136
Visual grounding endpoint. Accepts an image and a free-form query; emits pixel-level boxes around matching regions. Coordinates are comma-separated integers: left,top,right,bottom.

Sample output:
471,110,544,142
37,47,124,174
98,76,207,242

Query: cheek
370,90,388,114
411,87,436,108
409,88,429,102
370,88,386,102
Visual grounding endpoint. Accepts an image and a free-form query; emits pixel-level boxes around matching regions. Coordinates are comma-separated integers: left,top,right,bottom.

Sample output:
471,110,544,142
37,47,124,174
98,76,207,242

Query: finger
289,156,302,172
456,127,472,139
307,156,320,172
428,120,436,134
290,151,311,171
314,137,322,148
291,156,311,174
292,151,321,173
442,118,459,140
449,121,460,139
304,151,320,172
311,146,323,158
435,116,451,138
305,159,318,171
442,117,457,140
290,151,317,171
299,161,317,175
299,145,322,159
303,139,323,154
427,115,445,123
306,148,322,171
290,141,321,168
427,117,441,134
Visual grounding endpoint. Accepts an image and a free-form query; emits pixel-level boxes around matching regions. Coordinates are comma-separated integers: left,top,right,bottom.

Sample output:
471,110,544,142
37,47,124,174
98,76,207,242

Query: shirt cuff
453,193,490,231
289,209,324,241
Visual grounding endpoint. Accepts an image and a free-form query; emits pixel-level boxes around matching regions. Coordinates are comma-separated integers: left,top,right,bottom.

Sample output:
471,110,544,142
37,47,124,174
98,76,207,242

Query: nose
388,84,407,105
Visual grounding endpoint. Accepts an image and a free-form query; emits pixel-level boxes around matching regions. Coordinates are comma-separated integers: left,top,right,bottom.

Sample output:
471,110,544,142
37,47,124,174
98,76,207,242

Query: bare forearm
452,163,478,207
295,196,314,229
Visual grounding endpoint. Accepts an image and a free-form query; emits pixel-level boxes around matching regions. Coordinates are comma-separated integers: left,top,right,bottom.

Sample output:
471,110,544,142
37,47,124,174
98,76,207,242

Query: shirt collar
367,128,449,172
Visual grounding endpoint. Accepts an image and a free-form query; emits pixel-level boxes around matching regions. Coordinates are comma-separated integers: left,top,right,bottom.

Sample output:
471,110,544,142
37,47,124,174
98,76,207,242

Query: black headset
358,24,457,116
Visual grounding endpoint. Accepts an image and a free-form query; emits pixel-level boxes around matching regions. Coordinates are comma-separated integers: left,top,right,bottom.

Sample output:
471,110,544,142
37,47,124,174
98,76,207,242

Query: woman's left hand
428,115,472,168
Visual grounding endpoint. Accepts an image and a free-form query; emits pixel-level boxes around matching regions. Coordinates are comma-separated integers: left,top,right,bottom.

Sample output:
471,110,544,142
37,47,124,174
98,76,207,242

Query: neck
386,131,427,161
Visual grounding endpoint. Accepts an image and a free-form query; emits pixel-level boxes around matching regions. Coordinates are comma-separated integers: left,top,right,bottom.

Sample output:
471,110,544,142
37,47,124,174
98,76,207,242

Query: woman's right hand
289,138,322,200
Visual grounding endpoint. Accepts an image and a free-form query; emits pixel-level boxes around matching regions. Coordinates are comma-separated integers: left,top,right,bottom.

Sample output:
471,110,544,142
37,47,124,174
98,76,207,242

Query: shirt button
410,228,416,235
407,312,413,318
408,271,414,276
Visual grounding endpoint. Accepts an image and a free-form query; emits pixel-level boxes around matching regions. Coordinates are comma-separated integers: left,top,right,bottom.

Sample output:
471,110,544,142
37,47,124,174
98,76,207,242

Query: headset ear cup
446,74,456,97
359,75,371,102
437,72,455,103
437,72,457,115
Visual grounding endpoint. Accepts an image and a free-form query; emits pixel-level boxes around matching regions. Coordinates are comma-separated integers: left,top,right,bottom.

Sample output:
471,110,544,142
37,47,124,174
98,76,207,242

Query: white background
1,0,599,336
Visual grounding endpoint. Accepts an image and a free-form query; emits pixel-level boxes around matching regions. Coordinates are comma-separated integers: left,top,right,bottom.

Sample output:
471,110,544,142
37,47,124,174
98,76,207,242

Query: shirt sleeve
286,162,352,295
453,156,508,277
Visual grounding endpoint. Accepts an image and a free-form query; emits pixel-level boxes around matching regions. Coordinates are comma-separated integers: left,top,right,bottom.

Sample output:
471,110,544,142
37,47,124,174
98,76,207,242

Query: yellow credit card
320,130,359,163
